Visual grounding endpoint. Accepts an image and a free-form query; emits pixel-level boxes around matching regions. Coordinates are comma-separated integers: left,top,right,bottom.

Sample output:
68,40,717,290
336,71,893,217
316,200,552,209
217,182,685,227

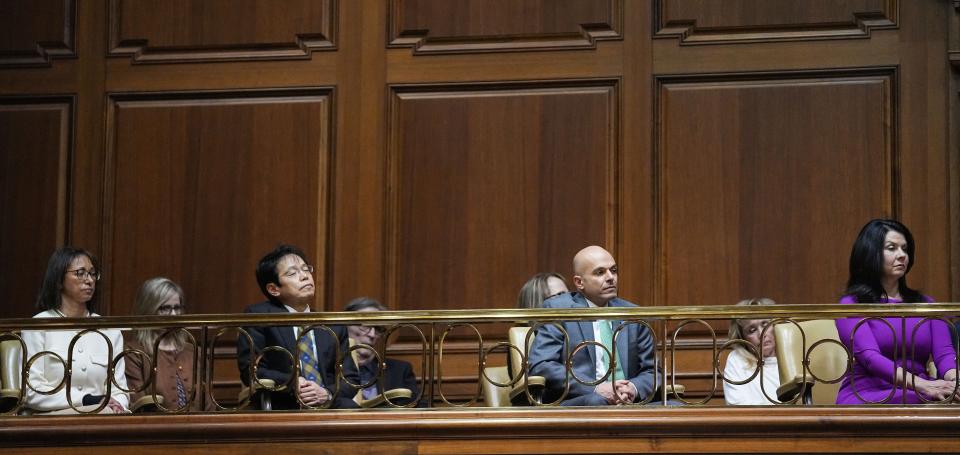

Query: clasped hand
595,379,637,404
916,378,960,402
298,377,332,406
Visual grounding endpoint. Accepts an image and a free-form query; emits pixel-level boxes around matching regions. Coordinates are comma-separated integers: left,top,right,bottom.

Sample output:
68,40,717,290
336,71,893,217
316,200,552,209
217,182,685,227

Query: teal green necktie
596,320,626,381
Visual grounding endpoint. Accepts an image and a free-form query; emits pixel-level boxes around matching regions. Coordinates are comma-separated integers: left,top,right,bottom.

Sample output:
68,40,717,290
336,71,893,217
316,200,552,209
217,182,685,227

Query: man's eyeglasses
157,304,184,315
67,268,100,282
282,264,315,278
356,325,385,336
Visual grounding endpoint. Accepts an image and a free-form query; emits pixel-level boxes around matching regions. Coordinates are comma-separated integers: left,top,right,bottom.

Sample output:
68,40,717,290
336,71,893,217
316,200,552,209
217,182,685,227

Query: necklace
54,308,88,318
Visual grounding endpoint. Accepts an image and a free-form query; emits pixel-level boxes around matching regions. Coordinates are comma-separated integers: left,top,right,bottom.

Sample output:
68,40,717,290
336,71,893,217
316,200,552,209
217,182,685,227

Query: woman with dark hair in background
125,277,213,411
723,298,780,405
835,219,959,404
22,247,129,413
517,272,569,309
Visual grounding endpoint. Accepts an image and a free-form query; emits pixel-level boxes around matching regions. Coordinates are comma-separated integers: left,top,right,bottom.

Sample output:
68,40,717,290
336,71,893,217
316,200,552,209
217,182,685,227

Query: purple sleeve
835,295,897,380
923,296,959,377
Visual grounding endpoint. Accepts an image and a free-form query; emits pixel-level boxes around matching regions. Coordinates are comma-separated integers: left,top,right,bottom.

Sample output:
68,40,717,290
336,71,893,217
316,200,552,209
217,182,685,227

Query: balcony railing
1,303,958,415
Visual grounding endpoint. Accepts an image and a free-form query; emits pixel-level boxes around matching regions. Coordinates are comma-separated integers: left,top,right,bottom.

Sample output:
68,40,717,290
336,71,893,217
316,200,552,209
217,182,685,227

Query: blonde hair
133,277,188,355
727,297,777,369
517,272,567,309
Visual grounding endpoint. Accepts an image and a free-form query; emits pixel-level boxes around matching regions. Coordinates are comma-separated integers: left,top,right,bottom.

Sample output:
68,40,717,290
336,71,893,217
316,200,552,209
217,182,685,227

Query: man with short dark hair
529,245,657,406
237,244,357,409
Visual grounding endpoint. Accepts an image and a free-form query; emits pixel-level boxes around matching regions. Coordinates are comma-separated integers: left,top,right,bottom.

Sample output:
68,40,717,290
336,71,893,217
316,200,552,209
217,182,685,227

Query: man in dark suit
529,245,657,406
344,297,423,407
237,244,358,409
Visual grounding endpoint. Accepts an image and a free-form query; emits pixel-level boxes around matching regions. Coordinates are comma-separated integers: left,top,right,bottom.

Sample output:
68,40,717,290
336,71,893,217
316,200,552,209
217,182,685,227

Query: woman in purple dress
835,219,959,404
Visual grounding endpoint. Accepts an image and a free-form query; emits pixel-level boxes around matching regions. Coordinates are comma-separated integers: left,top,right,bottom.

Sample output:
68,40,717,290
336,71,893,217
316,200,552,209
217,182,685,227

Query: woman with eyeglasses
723,298,780,405
835,219,959,404
124,277,213,411
21,247,129,413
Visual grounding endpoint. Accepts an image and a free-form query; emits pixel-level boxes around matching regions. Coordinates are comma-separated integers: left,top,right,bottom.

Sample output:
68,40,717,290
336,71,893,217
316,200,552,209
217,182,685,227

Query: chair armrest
356,388,414,408
131,395,164,413
0,388,20,413
777,375,815,403
509,375,545,405
665,384,685,397
238,379,282,410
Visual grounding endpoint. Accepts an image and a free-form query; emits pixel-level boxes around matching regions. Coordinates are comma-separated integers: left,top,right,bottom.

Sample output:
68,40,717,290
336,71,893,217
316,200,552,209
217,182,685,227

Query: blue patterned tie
175,370,188,407
298,331,322,384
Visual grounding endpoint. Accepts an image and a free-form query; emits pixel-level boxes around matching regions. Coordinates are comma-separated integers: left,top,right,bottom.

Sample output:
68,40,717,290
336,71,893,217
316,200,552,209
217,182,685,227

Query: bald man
528,246,657,406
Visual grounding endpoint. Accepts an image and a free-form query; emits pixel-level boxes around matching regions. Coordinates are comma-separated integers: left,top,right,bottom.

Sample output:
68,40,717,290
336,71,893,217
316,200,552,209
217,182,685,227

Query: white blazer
21,310,129,412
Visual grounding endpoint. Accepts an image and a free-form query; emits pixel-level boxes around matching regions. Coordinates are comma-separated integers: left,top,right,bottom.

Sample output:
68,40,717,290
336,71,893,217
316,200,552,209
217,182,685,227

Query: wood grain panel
656,69,896,309
655,0,898,44
0,97,73,318
389,0,622,54
108,0,336,64
0,0,75,67
387,81,618,313
104,89,332,316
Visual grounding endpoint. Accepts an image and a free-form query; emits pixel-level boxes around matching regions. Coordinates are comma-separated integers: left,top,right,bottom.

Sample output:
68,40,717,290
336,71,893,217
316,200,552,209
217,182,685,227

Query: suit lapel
570,293,596,367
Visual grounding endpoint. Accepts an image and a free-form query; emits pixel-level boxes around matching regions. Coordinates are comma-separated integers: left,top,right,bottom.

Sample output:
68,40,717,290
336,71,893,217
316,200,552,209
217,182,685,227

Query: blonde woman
517,272,569,309
124,277,211,411
723,298,780,405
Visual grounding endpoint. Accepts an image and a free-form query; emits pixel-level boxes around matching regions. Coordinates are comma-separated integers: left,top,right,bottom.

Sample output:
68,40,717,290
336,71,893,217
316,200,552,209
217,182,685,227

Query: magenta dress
835,295,958,404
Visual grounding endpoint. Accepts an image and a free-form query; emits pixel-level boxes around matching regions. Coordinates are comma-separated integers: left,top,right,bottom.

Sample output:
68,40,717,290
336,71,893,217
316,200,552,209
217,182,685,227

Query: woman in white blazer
21,247,128,413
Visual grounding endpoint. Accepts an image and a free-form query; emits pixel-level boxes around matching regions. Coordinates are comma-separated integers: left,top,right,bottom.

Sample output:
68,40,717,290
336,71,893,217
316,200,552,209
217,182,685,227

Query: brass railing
1,303,958,415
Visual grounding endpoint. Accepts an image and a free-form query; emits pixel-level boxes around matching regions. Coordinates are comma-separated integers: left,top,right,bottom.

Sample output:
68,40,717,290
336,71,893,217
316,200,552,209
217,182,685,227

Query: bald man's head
572,246,618,306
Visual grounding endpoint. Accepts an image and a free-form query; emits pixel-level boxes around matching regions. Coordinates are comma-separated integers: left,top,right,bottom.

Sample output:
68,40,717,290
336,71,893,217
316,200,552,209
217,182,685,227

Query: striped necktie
298,330,322,384
175,370,188,407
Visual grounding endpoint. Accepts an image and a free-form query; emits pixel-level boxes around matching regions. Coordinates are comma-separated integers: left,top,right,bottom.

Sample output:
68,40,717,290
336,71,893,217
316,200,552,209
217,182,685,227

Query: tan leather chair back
774,319,849,404
481,366,511,407
1,339,22,391
508,327,532,376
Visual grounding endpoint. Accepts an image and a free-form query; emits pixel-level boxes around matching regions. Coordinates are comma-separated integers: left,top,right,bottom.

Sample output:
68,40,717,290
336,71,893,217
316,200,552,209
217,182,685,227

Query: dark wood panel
656,69,896,308
108,0,336,64
655,0,897,44
0,0,75,67
103,89,332,316
0,97,73,318
389,0,621,54
387,81,618,313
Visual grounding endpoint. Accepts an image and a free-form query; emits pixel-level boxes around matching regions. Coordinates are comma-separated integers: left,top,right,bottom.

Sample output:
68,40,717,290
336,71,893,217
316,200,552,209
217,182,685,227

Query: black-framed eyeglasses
157,304,184,315
66,268,100,282
282,264,315,278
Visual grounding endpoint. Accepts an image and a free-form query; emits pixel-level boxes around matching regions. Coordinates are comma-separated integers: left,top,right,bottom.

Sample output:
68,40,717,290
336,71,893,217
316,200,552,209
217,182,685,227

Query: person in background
723,298,780,405
22,247,129,413
835,219,959,404
344,297,422,407
125,277,213,411
517,273,569,309
237,244,358,409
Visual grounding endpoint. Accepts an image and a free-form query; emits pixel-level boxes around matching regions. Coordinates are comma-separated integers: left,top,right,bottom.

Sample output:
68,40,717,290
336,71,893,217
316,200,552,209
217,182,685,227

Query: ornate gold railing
1,303,958,415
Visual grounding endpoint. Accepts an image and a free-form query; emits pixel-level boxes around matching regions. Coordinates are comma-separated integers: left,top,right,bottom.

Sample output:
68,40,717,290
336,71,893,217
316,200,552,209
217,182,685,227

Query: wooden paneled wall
1,2,957,332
